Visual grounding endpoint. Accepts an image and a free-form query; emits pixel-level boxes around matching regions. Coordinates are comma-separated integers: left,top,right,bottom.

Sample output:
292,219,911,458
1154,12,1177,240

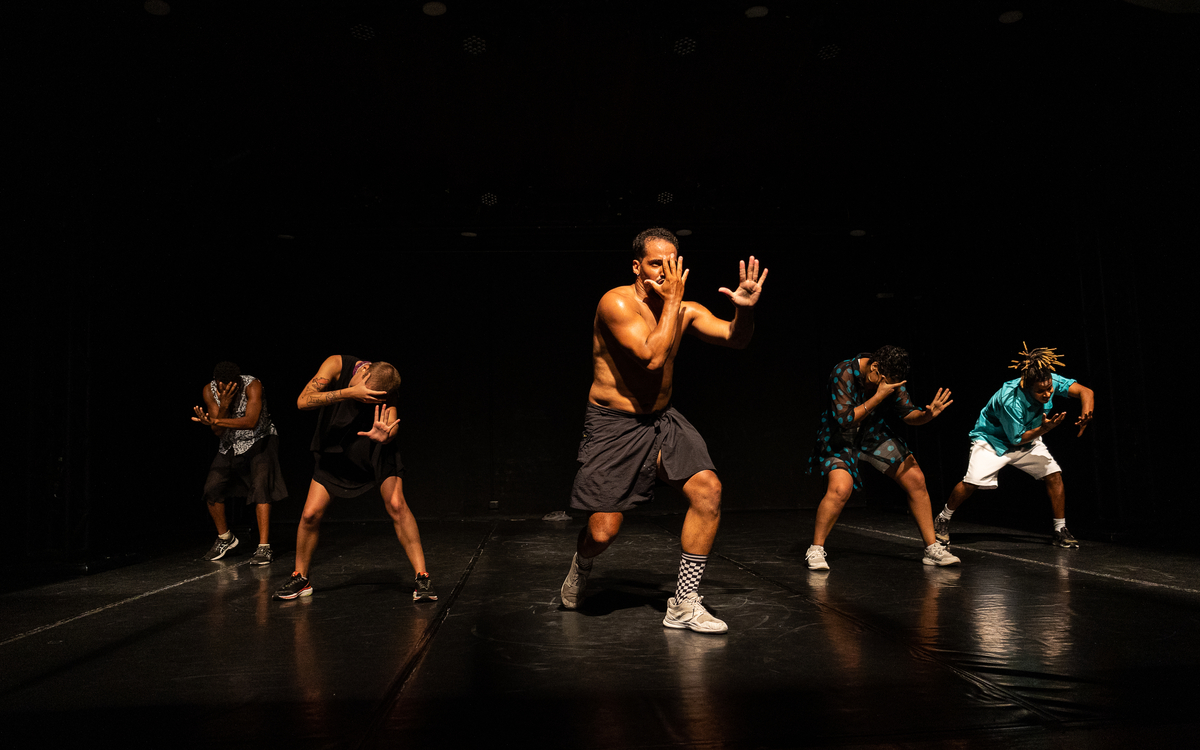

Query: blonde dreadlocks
1009,342,1065,388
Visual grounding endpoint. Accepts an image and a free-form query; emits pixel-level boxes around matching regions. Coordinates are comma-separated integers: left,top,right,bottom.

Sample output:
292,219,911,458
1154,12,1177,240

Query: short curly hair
212,361,241,383
869,346,910,382
632,227,679,260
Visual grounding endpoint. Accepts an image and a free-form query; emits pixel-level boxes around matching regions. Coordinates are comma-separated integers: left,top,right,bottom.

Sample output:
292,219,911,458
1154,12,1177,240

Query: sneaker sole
923,556,960,566
275,586,313,600
413,594,439,602
560,594,582,609
806,560,829,571
662,618,728,634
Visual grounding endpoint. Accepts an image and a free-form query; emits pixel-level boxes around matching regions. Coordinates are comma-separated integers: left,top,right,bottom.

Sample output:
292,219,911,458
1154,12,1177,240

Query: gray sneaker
663,592,728,633
933,515,951,544
560,553,591,609
923,543,961,567
204,534,238,561
1053,527,1079,548
250,545,273,565
805,545,829,571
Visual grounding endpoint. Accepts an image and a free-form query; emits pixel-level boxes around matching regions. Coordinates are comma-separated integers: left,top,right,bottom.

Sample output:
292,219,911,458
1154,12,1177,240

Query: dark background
12,0,1196,569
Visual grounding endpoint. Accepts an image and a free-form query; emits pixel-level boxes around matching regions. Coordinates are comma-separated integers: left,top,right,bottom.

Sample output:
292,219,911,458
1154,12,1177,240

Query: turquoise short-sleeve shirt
968,374,1076,456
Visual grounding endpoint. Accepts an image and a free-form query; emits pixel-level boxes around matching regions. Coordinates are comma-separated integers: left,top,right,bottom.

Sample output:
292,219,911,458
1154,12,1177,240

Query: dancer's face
633,239,677,288
867,363,898,389
1027,378,1054,404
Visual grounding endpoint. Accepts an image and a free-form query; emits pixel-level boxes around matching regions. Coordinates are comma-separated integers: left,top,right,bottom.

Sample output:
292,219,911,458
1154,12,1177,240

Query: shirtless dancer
559,227,767,633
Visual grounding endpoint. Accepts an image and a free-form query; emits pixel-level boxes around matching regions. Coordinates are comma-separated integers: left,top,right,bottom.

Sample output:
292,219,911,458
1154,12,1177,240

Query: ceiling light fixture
817,44,840,60
674,38,696,55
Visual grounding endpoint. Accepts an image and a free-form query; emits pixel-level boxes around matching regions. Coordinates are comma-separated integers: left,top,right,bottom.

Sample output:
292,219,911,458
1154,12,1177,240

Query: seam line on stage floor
647,517,1066,726
0,561,253,648
838,523,1200,596
353,521,498,750
714,548,1067,726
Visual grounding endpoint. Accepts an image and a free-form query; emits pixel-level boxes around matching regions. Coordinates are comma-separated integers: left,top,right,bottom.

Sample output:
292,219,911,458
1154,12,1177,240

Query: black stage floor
4,509,1199,749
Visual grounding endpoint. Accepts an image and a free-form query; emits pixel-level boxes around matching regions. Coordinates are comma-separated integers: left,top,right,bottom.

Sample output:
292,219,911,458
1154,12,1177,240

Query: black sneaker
933,515,951,545
413,573,438,602
203,534,238,561
274,572,313,600
1053,527,1080,548
250,545,273,566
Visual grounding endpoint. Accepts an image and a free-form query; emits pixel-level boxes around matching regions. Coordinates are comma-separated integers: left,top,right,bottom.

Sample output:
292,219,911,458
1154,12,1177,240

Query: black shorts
312,439,405,499
569,403,716,513
202,434,288,506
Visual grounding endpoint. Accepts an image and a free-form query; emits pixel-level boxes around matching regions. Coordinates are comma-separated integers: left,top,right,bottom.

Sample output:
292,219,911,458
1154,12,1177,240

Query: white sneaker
560,553,591,609
923,543,961,567
663,592,728,633
806,544,829,570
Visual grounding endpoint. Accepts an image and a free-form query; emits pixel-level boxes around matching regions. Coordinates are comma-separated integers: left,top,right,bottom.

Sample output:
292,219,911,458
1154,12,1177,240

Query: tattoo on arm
306,390,340,407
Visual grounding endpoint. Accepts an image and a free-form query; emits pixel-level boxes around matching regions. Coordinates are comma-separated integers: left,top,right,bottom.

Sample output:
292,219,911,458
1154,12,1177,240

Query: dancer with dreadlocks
935,344,1094,548
805,346,959,570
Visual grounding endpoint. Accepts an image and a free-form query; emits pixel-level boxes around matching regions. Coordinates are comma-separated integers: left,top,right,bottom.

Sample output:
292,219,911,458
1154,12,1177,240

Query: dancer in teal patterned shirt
805,346,958,570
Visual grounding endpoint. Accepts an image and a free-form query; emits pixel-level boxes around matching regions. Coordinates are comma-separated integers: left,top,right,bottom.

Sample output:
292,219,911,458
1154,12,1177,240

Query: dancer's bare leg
381,476,426,574
294,480,334,577
813,470,854,547
888,456,936,546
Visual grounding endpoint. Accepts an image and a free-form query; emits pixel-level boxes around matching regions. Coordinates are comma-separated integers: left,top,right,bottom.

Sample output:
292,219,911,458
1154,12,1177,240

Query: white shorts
962,438,1061,489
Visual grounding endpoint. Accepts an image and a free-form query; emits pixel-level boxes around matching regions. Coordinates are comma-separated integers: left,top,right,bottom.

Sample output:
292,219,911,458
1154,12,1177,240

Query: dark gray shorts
569,403,716,513
202,434,288,506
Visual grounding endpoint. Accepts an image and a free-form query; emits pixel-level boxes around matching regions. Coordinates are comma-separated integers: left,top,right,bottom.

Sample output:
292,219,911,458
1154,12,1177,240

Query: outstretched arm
902,388,953,426
687,256,768,349
296,354,387,410
602,254,688,371
1068,382,1095,436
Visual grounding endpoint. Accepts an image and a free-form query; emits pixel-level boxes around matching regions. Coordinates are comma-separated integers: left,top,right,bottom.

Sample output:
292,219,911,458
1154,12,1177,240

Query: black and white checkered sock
675,552,708,602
